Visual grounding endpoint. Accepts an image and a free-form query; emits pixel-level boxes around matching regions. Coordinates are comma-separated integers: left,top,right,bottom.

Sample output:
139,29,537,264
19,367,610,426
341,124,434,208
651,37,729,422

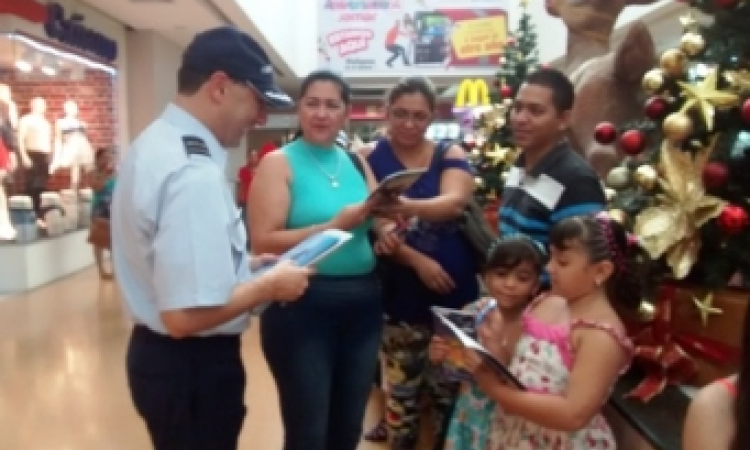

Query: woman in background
87,148,116,280
683,304,750,450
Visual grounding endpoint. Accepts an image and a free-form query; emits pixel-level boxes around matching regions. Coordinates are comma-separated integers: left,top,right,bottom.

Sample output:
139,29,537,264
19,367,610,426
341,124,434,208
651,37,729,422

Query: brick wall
0,69,117,193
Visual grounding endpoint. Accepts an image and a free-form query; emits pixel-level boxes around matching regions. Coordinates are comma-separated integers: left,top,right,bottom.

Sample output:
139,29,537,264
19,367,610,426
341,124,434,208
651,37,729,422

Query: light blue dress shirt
111,103,251,336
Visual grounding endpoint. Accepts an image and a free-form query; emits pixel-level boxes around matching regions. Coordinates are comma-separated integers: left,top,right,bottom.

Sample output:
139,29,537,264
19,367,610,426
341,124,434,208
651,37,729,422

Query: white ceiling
77,0,300,91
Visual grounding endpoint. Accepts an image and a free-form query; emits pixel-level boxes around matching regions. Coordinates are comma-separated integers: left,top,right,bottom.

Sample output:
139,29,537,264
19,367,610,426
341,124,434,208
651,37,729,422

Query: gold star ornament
678,67,739,131
724,69,750,95
692,292,722,326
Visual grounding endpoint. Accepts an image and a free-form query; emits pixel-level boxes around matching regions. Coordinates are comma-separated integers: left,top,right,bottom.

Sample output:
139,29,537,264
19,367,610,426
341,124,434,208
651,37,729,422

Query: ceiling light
40,55,57,76
15,60,32,72
4,32,116,75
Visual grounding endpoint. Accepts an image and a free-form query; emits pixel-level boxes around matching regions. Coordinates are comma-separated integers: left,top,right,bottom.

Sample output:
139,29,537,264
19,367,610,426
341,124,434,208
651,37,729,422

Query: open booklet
367,168,427,209
432,304,525,389
253,229,353,275
249,230,352,314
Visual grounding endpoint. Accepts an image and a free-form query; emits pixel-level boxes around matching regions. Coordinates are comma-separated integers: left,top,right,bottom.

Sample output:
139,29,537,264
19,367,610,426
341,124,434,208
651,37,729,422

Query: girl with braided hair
461,212,639,450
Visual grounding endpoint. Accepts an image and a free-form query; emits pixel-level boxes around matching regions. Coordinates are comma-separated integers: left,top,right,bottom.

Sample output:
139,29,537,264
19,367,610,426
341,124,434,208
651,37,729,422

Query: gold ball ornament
680,32,705,57
660,49,689,77
607,209,629,225
475,176,485,187
642,69,666,95
638,300,656,322
634,164,658,190
604,187,617,202
663,112,693,142
605,167,631,190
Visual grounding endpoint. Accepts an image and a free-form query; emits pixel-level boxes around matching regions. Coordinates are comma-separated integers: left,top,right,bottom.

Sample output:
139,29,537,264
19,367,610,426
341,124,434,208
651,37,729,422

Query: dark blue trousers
126,326,245,450
261,273,382,450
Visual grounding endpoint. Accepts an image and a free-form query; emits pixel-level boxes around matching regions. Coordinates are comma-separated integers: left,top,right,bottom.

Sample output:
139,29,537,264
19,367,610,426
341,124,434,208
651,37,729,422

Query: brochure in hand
367,168,427,208
431,303,525,389
254,229,353,274
250,229,352,314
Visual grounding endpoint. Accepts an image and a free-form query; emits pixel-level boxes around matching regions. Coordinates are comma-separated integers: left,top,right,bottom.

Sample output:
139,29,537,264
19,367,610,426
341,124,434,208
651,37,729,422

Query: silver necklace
305,147,341,188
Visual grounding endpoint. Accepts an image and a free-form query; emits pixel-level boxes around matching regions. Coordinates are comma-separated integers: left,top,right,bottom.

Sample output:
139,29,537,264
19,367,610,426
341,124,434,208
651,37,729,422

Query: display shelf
0,229,93,294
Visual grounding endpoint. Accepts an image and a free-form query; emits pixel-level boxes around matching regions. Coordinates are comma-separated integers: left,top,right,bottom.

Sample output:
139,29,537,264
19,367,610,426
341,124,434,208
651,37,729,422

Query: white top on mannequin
0,83,18,129
55,100,88,148
19,97,52,154
57,100,86,132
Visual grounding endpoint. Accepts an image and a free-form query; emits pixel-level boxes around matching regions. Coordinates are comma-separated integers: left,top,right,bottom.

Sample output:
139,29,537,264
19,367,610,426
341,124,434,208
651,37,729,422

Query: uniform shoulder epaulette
182,136,210,157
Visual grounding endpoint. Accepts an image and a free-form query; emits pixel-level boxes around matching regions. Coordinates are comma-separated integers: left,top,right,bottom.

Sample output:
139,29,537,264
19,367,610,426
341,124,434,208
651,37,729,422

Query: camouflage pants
382,323,459,450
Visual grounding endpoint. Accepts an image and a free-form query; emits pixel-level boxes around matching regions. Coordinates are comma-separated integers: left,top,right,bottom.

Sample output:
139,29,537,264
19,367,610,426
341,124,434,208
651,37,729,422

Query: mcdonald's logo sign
454,79,491,109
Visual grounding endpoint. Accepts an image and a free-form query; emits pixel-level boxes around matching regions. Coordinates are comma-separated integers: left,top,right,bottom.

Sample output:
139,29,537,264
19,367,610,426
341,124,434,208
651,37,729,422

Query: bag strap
347,151,366,179
430,139,453,169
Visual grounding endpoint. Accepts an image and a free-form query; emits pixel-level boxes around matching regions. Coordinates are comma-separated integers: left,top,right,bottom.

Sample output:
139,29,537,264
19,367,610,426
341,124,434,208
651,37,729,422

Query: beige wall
125,30,181,139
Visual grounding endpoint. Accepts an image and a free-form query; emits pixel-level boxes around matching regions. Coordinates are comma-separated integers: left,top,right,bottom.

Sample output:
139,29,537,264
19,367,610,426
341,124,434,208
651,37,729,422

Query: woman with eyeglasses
363,76,478,450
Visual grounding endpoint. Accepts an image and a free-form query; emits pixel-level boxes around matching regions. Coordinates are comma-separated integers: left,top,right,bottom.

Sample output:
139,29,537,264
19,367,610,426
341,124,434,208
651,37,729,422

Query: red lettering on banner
338,12,377,22
327,29,374,57
0,0,48,23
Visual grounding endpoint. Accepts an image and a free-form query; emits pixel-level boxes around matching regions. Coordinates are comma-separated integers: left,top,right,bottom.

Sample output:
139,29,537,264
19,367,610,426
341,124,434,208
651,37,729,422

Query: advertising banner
318,0,509,74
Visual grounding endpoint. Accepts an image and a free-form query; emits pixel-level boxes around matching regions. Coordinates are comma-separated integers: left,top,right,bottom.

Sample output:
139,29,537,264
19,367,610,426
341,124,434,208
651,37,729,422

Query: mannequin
18,97,52,220
0,84,18,240
50,99,94,192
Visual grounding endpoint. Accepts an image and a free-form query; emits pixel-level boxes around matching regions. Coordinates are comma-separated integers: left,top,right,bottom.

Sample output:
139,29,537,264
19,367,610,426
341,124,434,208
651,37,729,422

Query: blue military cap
182,26,294,108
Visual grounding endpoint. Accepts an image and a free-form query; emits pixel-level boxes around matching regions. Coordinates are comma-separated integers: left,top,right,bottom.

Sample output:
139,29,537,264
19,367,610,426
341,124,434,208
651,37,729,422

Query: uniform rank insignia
182,136,210,157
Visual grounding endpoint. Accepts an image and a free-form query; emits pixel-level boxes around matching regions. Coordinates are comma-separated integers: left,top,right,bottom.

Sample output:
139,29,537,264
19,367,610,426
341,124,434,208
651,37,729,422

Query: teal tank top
284,139,375,275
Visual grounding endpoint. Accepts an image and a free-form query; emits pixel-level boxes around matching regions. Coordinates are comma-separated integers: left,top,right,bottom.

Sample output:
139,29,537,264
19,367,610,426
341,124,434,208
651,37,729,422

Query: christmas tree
470,0,540,205
600,0,750,289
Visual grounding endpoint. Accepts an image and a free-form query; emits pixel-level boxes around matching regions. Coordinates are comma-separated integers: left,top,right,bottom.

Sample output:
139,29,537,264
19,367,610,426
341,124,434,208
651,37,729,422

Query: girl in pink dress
464,212,637,450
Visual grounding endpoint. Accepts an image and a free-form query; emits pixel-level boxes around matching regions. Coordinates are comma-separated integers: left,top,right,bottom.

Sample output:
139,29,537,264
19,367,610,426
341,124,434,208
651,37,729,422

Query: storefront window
0,31,118,244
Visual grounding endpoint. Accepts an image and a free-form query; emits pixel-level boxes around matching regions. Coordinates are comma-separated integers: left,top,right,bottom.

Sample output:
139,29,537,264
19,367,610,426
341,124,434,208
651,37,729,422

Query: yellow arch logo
454,79,490,109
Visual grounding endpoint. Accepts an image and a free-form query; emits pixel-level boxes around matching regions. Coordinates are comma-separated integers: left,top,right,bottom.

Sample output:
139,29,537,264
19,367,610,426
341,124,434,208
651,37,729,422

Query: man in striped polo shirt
499,69,605,258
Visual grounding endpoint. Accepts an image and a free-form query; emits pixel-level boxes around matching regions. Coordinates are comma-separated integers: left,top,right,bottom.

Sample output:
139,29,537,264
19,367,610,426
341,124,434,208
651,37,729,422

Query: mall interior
0,0,707,449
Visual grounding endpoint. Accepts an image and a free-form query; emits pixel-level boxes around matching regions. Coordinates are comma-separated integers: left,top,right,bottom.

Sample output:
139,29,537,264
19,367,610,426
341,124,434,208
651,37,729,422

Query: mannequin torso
19,112,52,154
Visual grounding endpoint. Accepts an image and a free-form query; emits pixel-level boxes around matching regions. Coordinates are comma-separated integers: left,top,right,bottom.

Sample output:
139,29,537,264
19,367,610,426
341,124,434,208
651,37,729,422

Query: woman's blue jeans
260,273,383,450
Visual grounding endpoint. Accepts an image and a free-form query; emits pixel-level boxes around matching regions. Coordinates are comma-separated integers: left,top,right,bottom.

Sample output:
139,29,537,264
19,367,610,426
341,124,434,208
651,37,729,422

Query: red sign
0,0,49,24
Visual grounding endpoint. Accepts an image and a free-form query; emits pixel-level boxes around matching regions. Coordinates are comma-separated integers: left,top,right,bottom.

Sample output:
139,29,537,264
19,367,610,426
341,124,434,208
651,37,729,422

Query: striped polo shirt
498,142,605,247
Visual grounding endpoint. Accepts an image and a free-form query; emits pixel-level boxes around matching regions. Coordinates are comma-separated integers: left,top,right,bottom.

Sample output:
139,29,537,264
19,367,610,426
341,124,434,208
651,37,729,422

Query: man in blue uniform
111,27,312,450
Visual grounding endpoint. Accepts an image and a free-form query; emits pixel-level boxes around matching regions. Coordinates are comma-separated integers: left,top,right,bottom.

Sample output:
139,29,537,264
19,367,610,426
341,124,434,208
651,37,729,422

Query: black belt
132,324,240,346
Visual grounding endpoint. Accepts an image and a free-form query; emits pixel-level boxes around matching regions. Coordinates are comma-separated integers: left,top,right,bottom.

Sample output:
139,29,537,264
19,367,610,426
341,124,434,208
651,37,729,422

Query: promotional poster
318,0,509,73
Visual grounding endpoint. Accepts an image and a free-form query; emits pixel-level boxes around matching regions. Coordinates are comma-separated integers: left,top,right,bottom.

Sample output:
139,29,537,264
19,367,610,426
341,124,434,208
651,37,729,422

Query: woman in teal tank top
248,70,387,450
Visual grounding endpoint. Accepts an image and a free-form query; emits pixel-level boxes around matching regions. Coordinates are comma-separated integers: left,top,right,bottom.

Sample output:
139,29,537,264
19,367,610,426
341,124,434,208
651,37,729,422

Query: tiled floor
0,267,387,450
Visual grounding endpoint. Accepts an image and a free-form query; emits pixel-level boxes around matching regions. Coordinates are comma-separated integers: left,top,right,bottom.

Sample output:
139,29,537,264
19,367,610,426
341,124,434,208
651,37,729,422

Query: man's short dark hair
524,69,575,112
177,66,211,95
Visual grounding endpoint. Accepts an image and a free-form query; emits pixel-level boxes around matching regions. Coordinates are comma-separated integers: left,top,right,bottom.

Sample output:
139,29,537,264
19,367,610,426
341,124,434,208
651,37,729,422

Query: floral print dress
498,297,633,450
443,296,632,450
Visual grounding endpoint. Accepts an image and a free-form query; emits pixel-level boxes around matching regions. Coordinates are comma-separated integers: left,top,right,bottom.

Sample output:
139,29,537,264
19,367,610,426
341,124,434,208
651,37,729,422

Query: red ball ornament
741,98,750,125
702,162,729,190
619,130,647,155
594,122,618,145
715,0,740,8
500,85,513,98
717,205,749,235
645,97,669,121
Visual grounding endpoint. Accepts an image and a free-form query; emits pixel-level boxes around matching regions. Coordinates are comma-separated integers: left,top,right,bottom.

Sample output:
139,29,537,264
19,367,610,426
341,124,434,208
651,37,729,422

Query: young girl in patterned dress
463,212,638,450
431,235,546,450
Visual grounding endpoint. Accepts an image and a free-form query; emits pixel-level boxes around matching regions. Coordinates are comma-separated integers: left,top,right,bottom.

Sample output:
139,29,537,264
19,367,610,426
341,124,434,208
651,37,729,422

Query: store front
0,0,128,293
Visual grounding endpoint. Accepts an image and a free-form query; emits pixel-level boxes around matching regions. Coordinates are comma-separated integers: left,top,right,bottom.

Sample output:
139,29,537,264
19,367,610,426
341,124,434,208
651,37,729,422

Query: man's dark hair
524,68,575,112
177,66,211,95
